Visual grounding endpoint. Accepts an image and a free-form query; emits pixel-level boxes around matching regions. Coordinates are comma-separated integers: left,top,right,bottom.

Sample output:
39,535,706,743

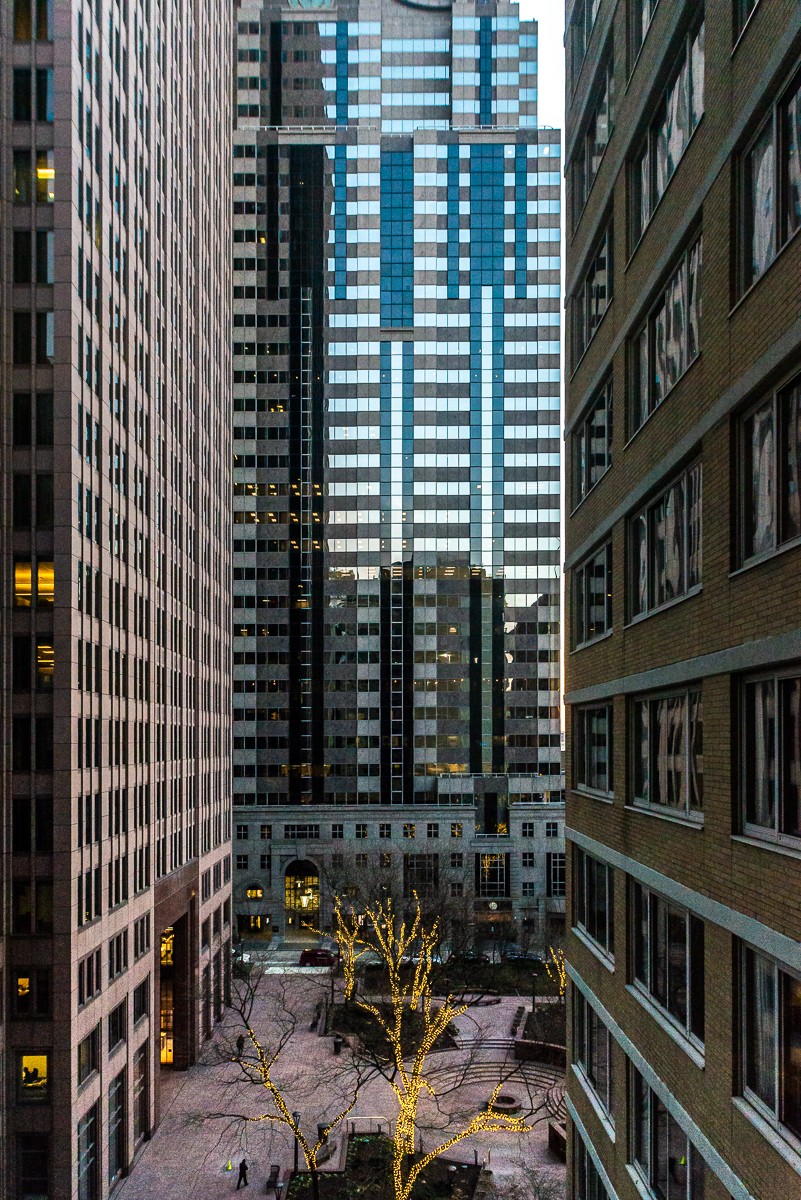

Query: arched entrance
284,860,320,942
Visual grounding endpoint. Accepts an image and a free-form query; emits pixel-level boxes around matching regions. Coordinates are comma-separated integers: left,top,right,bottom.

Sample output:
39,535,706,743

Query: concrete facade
564,2,801,1199
1,2,233,1196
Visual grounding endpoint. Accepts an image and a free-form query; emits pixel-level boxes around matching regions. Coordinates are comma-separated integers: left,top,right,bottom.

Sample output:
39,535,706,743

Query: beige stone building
1,1,232,1195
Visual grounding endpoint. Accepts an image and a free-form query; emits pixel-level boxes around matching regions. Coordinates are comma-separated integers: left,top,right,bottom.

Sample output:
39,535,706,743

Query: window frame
572,220,614,370
573,540,613,649
572,377,613,508
628,16,705,250
739,942,801,1147
573,703,614,797
629,685,704,820
629,879,705,1047
738,65,801,296
628,236,703,432
741,665,801,848
573,846,615,959
574,989,615,1121
571,44,615,229
629,1061,708,1198
627,0,661,74
738,373,801,567
628,461,703,621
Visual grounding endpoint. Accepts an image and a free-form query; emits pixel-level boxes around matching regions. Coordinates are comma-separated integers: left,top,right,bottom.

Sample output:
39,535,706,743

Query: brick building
564,2,801,1199
1,1,232,1196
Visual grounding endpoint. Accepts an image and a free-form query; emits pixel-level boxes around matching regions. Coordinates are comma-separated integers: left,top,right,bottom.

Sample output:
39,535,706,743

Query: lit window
19,1052,49,1101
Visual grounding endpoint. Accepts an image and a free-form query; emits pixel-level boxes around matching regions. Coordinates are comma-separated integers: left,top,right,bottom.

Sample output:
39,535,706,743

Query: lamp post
292,1112,301,1174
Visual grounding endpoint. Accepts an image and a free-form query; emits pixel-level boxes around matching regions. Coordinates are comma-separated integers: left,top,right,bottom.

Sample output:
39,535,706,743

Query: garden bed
331,1002,458,1062
522,1003,566,1047
286,1134,481,1199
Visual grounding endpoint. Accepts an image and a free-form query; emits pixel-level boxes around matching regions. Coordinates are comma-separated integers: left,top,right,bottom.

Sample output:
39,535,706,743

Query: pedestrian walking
236,1158,248,1190
236,1034,245,1058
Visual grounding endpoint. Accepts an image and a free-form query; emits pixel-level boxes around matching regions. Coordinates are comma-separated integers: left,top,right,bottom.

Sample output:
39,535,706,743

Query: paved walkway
116,978,565,1199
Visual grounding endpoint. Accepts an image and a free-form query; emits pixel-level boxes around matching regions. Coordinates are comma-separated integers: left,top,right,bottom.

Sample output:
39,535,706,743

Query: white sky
519,0,565,133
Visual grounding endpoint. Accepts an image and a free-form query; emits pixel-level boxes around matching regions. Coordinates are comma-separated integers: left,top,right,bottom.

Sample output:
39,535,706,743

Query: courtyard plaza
116,958,565,1199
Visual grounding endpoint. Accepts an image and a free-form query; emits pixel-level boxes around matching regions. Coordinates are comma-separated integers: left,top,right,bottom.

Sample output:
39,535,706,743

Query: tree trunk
311,1165,320,1200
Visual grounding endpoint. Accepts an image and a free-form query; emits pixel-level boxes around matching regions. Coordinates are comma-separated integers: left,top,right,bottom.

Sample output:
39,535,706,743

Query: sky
519,0,565,132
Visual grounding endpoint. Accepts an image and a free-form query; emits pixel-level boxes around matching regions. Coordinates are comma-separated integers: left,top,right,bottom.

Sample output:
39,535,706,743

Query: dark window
133,978,149,1024
572,47,614,226
546,852,566,898
573,542,612,647
572,222,613,366
108,1070,127,1183
573,847,615,956
740,374,801,563
13,312,32,364
403,853,439,898
77,1103,99,1200
17,1133,50,1199
574,704,613,794
573,379,613,504
13,231,32,283
13,68,32,120
574,990,613,1116
742,668,801,844
629,463,702,618
630,1063,708,1197
631,688,704,816
740,68,801,293
740,945,801,1142
630,237,703,429
77,1027,99,1084
630,19,705,246
108,1000,127,1052
630,880,705,1042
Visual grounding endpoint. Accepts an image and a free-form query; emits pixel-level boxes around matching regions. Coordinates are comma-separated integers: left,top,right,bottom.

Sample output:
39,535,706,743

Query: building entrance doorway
284,860,319,941
159,928,174,1065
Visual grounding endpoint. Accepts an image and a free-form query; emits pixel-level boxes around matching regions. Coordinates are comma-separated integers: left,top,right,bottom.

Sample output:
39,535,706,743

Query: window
108,1070,127,1183
77,1104,99,1200
574,1129,611,1200
742,667,801,845
331,852,344,872
630,881,704,1043
631,688,703,816
236,854,248,871
630,18,705,246
403,853,439,897
108,1000,127,1052
427,822,439,839
331,823,344,840
547,852,566,898
573,379,612,505
740,374,801,563
284,824,319,839
521,881,537,898
572,222,613,366
629,0,657,67
379,822,392,838
734,0,758,40
12,968,50,1016
77,1028,99,1084
574,991,613,1118
740,69,801,292
522,852,536,868
78,949,102,1007
450,822,462,838
630,237,703,429
133,1042,149,1145
574,705,614,794
260,854,271,871
450,881,464,897
14,0,53,40
521,822,535,838
355,822,368,839
740,944,801,1143
630,1065,708,1197
573,848,615,956
403,823,416,839
573,542,612,647
236,824,248,840
19,1051,49,1102
355,853,369,869
572,48,614,226
450,852,463,869
17,1133,49,1200
569,0,601,86
545,821,559,838
260,823,272,840
630,463,702,618
380,852,392,869
476,853,509,898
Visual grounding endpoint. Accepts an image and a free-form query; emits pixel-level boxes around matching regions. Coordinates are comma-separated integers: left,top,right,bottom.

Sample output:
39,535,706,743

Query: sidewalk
116,980,564,1199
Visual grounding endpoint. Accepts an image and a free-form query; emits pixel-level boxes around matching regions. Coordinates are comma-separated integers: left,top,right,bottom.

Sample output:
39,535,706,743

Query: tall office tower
1,1,232,1196
232,1,565,945
565,2,801,1199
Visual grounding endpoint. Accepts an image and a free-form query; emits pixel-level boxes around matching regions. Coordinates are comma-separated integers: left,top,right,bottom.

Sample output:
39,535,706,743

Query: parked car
299,948,336,967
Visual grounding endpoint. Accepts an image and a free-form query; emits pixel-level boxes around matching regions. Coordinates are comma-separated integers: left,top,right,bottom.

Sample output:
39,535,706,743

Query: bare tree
332,894,549,1200
486,1163,566,1200
196,967,371,1200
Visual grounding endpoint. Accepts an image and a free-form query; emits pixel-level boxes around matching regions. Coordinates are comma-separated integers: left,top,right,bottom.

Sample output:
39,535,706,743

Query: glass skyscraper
232,0,564,943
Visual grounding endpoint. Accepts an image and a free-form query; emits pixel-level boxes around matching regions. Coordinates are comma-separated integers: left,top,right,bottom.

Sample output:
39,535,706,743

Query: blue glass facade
380,151,414,328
